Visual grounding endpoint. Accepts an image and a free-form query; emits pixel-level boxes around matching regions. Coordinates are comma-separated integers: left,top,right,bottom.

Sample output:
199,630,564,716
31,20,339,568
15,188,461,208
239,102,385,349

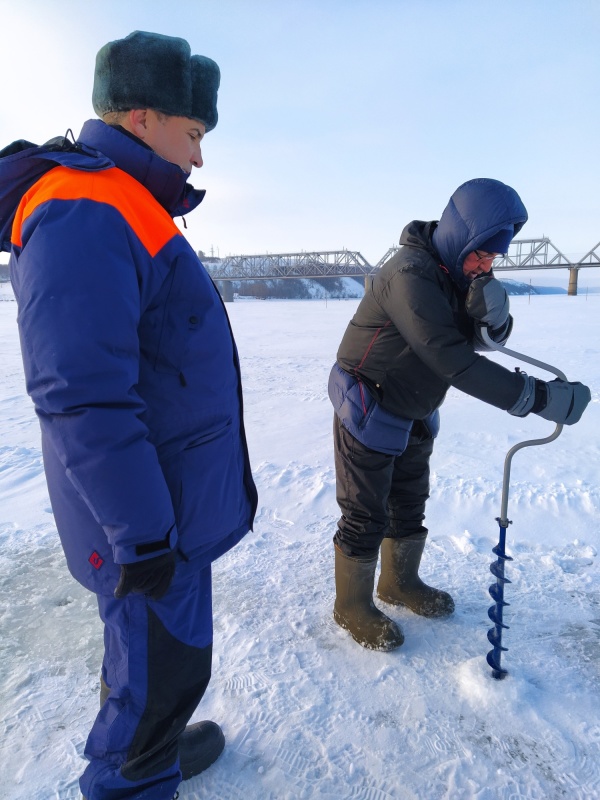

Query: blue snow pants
80,563,213,800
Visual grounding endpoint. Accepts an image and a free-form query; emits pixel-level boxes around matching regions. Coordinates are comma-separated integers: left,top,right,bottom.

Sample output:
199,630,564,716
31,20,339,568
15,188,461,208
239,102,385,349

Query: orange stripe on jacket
12,165,182,256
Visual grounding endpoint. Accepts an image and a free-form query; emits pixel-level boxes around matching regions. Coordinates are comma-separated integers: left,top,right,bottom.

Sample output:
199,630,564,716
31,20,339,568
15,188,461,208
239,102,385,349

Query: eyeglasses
473,250,499,262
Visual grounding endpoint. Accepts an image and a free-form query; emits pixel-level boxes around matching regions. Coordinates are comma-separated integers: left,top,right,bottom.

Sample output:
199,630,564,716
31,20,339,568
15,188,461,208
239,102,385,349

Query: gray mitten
509,373,591,425
465,273,509,332
533,379,591,425
473,317,513,350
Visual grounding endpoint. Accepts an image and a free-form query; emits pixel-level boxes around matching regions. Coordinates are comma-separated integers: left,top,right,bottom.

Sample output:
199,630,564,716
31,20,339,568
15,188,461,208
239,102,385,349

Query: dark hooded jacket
337,179,528,420
0,121,257,595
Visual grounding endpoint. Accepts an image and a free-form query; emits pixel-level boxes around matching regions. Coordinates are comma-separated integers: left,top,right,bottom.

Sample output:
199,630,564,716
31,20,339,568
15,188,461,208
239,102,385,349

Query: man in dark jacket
328,178,590,652
1,31,257,800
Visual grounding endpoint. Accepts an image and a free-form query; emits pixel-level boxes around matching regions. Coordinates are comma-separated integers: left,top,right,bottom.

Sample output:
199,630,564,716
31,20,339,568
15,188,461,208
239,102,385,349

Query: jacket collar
77,119,205,217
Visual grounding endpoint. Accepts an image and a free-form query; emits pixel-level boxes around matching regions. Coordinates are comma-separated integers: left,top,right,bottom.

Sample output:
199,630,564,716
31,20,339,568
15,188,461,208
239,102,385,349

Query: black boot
376,529,454,617
333,546,404,651
179,721,225,780
99,676,225,779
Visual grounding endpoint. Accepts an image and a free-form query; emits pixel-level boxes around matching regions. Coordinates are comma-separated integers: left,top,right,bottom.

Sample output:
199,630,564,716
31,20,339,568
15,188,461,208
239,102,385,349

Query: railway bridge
204,238,600,299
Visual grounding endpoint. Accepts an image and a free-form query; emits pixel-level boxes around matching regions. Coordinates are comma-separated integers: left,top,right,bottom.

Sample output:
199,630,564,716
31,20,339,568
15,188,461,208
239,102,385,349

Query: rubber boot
178,721,225,780
333,546,404,651
99,675,224,780
376,529,455,617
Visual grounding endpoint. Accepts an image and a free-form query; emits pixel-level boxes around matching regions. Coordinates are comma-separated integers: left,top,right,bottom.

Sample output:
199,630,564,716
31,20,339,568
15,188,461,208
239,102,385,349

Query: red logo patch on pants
89,551,104,570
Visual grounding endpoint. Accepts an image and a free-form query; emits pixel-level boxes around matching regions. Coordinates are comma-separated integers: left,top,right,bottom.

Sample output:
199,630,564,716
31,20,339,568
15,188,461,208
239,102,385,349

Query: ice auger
480,328,566,679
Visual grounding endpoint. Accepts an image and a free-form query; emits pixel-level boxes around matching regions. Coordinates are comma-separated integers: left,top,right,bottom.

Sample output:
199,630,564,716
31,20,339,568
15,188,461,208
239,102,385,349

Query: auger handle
480,327,566,525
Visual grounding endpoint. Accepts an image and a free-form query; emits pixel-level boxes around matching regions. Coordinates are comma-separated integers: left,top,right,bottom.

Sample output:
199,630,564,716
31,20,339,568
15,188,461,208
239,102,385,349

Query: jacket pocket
154,298,194,375
176,420,248,557
150,260,201,376
329,363,414,456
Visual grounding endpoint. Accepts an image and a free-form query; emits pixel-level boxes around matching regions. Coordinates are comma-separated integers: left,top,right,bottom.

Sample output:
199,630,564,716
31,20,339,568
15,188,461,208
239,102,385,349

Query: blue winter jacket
1,121,257,595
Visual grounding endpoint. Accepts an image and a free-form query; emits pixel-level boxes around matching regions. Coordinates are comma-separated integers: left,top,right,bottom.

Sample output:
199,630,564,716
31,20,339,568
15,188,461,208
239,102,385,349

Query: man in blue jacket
1,31,257,800
329,178,591,652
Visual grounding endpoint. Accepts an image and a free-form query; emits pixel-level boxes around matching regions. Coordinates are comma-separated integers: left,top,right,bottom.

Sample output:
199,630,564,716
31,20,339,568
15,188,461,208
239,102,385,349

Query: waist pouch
328,363,439,455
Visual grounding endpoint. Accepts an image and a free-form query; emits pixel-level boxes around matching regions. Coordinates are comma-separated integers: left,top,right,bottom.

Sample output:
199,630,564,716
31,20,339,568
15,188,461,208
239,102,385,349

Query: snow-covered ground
0,282,599,800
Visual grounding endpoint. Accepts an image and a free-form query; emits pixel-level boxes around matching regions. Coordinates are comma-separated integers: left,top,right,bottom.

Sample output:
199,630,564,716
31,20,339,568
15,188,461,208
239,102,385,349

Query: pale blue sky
1,0,599,264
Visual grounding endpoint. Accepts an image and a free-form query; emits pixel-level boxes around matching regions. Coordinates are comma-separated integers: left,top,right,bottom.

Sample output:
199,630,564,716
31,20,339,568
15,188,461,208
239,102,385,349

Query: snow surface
0,282,599,800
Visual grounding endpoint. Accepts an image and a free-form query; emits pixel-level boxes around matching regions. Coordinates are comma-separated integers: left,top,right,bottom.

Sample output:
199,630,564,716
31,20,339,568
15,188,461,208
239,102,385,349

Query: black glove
114,551,176,601
531,378,591,425
465,273,510,333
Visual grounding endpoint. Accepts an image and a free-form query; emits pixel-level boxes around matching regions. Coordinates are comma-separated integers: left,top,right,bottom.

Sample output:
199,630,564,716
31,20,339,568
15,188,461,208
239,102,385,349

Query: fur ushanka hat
92,31,220,131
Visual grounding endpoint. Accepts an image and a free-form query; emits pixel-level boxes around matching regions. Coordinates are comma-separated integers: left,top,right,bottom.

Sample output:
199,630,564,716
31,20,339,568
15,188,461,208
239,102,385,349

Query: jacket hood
431,178,528,290
399,219,439,255
0,121,206,252
0,136,113,252
77,120,205,218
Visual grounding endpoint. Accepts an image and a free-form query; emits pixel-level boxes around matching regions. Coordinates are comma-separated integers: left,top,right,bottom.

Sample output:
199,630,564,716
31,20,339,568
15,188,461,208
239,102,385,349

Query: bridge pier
216,280,234,302
567,267,579,296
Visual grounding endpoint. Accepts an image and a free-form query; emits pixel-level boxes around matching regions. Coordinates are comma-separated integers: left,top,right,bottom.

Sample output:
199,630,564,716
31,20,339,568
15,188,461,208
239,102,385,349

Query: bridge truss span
577,241,600,267
207,250,372,280
493,238,573,271
374,238,600,273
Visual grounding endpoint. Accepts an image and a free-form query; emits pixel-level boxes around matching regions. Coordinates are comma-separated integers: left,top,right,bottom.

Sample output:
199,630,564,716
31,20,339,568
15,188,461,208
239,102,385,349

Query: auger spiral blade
487,604,510,628
488,583,510,604
492,543,513,560
486,650,509,679
490,561,512,582
486,628,508,650
487,521,512,679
